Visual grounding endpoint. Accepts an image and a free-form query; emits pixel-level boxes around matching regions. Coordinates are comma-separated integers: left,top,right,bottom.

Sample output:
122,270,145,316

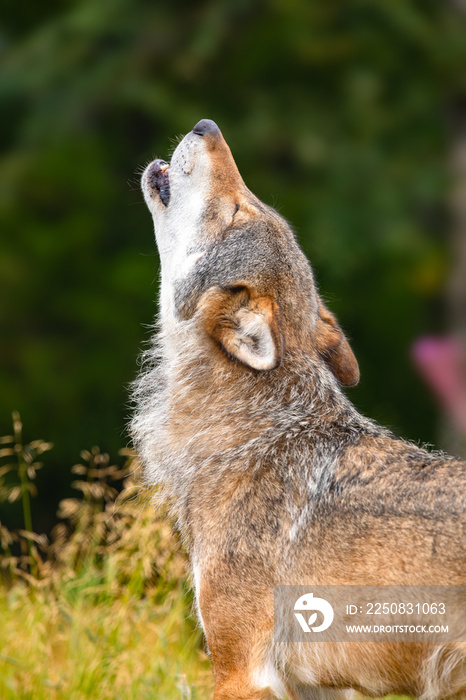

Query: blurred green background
2,0,466,532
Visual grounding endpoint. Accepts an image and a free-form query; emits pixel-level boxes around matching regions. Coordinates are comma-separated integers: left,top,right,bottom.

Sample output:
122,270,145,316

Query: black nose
192,119,220,136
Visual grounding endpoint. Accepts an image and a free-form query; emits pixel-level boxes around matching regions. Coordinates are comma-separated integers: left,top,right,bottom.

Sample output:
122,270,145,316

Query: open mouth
147,159,170,206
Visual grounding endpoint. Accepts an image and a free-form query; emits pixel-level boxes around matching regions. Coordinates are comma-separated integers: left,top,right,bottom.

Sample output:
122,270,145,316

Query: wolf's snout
192,118,220,137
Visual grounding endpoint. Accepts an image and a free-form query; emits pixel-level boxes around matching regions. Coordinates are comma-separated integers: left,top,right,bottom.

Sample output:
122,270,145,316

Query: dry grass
0,582,213,699
0,415,214,699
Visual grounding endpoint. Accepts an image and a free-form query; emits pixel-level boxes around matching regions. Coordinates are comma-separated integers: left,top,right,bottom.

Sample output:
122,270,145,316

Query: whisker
134,159,153,176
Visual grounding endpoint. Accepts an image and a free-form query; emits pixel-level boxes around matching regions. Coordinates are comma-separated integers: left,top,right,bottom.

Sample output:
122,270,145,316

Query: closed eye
232,203,240,219
228,284,247,294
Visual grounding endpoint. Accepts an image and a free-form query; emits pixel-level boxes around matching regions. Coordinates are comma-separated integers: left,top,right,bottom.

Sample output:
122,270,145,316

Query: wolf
132,119,465,699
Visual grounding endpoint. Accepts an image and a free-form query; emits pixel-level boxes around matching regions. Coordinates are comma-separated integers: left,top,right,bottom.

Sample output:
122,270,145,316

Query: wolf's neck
131,328,366,507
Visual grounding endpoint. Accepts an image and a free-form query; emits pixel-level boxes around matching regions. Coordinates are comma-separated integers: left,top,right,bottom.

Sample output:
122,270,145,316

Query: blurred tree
1,0,466,528
443,0,466,456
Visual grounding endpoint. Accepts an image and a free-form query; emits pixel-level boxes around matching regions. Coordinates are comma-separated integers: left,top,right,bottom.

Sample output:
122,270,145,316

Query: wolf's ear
200,287,283,371
315,302,359,387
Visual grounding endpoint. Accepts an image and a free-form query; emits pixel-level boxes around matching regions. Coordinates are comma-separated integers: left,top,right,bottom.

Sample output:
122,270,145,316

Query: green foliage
1,0,466,524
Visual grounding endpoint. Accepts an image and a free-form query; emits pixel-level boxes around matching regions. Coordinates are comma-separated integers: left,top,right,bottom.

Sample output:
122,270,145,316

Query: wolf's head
141,119,358,386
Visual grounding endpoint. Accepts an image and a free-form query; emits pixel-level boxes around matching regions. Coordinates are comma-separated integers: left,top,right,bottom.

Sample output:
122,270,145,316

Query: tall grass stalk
13,412,34,567
0,412,52,578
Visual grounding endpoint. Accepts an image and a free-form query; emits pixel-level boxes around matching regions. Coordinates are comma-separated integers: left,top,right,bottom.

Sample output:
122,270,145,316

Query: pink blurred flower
412,336,466,435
